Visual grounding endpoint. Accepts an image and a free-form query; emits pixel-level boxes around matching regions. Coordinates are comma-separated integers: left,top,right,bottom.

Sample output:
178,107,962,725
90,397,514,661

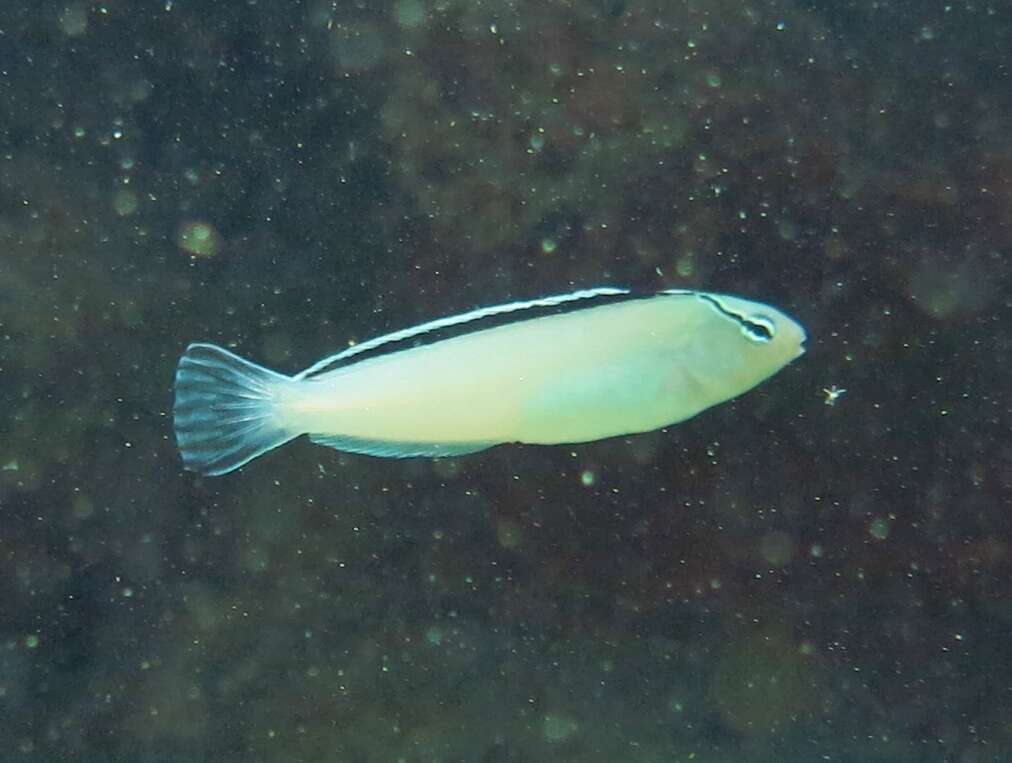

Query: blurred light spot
333,22,386,72
543,713,579,743
395,0,426,30
496,518,523,549
72,495,94,519
675,253,695,277
759,531,795,567
113,189,139,217
712,629,816,735
58,4,88,37
177,221,221,258
868,516,890,540
425,626,443,646
908,255,993,319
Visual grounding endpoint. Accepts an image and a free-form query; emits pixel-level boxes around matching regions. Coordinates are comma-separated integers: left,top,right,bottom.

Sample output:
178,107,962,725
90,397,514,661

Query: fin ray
173,343,298,476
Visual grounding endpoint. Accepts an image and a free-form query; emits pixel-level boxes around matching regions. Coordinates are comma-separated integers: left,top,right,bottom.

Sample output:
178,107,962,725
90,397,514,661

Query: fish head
708,292,806,357
684,292,807,399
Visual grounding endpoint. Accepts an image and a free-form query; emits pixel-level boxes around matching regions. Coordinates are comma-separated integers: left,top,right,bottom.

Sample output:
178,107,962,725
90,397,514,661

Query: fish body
173,288,806,476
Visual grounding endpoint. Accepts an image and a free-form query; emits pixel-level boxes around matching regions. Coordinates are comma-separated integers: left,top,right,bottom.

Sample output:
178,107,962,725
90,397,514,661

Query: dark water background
1,1,1010,761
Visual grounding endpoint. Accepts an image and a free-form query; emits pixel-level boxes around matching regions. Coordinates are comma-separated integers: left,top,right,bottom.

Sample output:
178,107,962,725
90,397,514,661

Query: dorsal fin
294,287,634,380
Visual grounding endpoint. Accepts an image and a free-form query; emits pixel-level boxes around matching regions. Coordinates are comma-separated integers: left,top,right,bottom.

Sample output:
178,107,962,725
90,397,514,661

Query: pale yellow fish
173,288,806,476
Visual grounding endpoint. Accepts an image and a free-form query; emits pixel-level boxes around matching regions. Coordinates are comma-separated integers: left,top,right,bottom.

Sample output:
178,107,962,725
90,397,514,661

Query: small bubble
540,238,557,255
706,72,722,88
580,470,595,487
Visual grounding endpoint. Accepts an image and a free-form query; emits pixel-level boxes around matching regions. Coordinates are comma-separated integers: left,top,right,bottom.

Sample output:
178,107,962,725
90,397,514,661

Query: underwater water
1,1,1010,760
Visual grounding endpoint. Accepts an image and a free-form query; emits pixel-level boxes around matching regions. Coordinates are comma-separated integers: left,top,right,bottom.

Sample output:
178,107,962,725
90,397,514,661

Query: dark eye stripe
742,318,775,343
696,294,776,343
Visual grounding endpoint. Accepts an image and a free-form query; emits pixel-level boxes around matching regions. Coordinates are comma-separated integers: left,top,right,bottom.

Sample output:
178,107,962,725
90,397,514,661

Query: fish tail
172,343,298,476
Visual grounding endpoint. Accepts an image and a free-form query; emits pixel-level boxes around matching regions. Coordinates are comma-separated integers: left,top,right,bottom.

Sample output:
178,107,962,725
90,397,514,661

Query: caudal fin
172,343,297,476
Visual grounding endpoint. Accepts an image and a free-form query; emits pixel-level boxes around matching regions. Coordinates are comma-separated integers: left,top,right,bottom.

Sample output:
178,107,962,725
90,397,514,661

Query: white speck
822,385,846,406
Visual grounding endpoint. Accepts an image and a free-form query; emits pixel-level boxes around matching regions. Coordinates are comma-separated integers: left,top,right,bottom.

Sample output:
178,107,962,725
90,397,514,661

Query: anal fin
309,434,497,459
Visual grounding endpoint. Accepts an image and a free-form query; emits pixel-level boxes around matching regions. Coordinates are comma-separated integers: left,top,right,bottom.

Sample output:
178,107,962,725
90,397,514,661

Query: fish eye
741,316,776,343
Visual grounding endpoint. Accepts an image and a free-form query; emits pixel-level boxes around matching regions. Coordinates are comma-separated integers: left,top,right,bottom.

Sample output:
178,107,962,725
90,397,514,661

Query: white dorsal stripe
293,287,630,380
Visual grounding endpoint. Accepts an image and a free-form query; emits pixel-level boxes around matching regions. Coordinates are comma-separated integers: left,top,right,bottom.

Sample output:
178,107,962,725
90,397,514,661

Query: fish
172,288,806,476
